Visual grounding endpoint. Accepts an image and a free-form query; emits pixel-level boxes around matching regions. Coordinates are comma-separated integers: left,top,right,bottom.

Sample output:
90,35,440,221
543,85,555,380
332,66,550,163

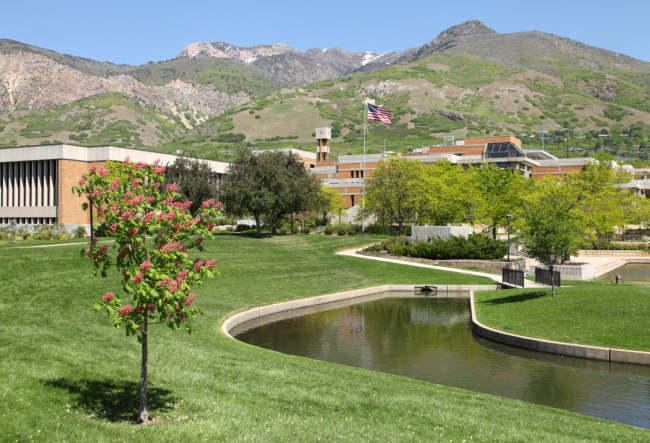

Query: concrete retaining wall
529,263,595,280
578,250,649,258
411,226,473,243
470,292,650,365
222,284,499,338
435,259,532,272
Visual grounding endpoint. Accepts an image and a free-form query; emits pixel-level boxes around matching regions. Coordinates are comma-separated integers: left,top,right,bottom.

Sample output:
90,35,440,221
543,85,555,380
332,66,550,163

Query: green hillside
161,51,650,164
0,93,186,148
128,58,280,95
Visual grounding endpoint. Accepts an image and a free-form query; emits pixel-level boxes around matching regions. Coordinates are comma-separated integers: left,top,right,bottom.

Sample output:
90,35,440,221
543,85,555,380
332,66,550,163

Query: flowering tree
73,157,222,423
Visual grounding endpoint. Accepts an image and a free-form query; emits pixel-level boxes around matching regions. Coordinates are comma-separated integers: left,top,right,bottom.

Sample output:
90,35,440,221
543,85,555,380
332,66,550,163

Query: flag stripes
367,103,392,124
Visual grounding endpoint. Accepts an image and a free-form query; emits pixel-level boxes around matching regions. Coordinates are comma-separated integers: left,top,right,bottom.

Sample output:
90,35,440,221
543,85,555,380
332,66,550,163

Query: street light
383,139,387,155
507,214,512,262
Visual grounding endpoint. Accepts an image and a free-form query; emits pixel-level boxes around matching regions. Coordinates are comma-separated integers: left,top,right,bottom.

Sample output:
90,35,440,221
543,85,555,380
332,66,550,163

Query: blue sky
3,0,649,66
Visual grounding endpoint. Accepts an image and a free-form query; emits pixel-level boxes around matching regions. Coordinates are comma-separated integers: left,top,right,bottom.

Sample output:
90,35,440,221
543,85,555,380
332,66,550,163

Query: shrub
236,224,251,232
347,229,356,236
324,226,335,235
32,223,72,240
365,234,507,260
73,226,88,238
302,226,311,234
337,227,347,236
255,115,261,120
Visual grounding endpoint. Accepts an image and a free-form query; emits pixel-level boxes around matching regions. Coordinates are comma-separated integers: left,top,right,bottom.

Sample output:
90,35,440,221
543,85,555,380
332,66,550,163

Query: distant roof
523,150,558,161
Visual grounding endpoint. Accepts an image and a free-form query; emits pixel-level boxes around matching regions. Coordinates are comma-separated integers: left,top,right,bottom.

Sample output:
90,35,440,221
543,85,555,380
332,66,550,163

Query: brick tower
315,127,331,162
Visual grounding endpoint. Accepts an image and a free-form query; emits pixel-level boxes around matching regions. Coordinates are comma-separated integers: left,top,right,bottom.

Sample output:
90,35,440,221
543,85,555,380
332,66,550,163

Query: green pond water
233,292,650,429
599,264,650,283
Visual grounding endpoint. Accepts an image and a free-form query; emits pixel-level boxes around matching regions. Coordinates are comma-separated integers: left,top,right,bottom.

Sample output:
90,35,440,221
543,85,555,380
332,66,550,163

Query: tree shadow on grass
43,378,177,422
480,291,549,305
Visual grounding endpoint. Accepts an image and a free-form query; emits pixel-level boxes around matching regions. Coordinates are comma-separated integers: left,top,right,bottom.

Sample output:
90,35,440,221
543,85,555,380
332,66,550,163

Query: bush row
365,234,508,260
0,223,81,241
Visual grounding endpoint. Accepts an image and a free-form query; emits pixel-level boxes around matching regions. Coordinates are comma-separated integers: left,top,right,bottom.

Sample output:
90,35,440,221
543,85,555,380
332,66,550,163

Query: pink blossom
110,223,118,231
195,238,203,246
79,178,87,186
132,272,144,284
177,269,189,285
90,190,102,198
129,195,145,206
159,277,172,287
214,201,222,210
118,250,127,260
128,228,139,237
164,211,176,221
153,182,161,188
103,292,114,302
207,223,216,231
139,260,152,272
168,281,178,294
90,238,99,247
123,156,131,166
166,183,178,192
132,178,140,188
164,196,174,207
119,305,132,316
184,293,196,307
143,212,155,223
201,199,214,209
193,259,203,271
120,209,135,220
98,166,109,178
153,158,161,166
110,203,120,212
100,245,109,254
145,196,155,204
110,178,119,192
205,258,217,269
123,192,133,203
171,223,181,233
89,163,97,173
154,166,166,174
134,161,147,170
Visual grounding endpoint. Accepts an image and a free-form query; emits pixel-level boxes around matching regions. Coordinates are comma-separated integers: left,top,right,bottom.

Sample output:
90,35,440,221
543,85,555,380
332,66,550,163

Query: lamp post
383,139,387,156
507,214,512,262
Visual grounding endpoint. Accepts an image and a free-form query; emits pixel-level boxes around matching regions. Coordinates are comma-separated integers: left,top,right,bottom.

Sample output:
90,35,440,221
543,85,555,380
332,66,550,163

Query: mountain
175,41,409,75
1,21,650,162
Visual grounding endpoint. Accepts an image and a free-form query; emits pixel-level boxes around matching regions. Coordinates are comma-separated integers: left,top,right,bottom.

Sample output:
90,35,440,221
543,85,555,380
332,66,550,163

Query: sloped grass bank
474,280,650,352
1,235,647,442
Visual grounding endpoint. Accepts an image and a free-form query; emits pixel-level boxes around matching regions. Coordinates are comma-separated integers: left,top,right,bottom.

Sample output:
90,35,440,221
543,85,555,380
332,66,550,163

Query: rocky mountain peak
428,20,498,47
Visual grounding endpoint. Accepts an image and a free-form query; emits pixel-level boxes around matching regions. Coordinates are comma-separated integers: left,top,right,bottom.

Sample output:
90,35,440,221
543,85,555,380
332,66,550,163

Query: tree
73,158,222,423
364,156,430,234
474,163,527,239
520,180,581,297
220,149,321,235
164,156,219,215
315,185,346,225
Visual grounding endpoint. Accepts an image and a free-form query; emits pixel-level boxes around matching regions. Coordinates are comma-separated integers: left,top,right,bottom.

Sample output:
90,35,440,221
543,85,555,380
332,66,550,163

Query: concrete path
336,247,545,288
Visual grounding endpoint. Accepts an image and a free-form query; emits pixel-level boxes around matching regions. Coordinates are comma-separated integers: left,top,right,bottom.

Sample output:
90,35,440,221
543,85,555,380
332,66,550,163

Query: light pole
541,125,546,151
383,139,387,156
507,214,512,262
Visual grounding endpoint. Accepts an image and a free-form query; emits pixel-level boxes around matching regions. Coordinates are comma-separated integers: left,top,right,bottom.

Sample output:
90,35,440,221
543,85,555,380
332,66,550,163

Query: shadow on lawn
480,291,549,305
44,378,177,422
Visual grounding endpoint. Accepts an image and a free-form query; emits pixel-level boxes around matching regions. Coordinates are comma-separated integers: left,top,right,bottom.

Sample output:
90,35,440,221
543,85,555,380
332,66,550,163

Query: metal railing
502,268,525,288
535,267,561,287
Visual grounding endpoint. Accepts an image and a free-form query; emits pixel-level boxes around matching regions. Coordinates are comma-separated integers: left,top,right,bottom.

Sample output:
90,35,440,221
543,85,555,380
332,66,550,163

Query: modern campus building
308,132,621,208
0,133,645,229
0,144,229,230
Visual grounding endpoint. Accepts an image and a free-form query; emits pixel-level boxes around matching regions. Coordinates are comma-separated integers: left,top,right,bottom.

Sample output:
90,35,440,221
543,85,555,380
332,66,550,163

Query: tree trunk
550,265,556,297
272,219,278,234
138,315,149,423
254,215,262,236
492,226,497,240
398,220,403,235
291,213,293,235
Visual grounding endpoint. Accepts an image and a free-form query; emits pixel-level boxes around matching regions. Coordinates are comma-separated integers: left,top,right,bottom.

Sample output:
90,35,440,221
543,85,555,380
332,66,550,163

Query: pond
599,263,650,283
233,291,650,429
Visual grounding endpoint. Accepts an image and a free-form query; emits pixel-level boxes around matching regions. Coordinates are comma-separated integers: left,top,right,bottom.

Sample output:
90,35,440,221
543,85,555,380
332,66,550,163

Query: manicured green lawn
475,279,650,351
1,235,648,442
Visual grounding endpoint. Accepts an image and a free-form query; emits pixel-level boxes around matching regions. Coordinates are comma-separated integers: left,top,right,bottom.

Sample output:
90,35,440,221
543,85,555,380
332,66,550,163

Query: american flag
367,103,392,124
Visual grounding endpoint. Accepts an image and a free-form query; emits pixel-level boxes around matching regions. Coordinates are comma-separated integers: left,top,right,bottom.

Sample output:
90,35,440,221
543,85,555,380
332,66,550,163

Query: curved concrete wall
470,292,650,365
221,284,498,338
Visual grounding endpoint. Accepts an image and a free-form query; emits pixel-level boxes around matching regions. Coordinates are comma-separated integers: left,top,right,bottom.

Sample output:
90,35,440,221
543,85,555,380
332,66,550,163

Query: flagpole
362,101,366,232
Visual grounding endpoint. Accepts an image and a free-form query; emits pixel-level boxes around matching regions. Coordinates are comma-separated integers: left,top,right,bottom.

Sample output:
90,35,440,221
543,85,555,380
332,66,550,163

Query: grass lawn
1,235,649,442
475,279,650,352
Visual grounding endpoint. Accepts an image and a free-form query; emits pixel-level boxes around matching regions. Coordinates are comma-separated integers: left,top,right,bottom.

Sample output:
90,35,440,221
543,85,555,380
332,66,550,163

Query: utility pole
541,125,546,151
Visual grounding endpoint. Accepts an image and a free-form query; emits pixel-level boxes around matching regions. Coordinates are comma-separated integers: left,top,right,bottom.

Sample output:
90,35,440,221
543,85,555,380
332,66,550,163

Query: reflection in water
599,264,650,283
235,293,650,429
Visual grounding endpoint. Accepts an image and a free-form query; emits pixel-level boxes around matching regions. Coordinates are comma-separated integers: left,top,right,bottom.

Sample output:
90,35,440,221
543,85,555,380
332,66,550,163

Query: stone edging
469,291,650,365
221,284,498,338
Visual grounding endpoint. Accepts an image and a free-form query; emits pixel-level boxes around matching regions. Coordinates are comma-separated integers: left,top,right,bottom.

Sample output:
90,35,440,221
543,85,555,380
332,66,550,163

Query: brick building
0,144,229,230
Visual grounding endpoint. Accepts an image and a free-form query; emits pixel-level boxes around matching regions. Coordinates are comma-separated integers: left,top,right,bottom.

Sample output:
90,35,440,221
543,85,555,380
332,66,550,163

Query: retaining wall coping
222,284,498,338
470,291,650,365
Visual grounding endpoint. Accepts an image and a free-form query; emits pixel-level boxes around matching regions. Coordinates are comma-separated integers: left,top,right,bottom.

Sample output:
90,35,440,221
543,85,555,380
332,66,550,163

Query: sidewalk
336,248,544,288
